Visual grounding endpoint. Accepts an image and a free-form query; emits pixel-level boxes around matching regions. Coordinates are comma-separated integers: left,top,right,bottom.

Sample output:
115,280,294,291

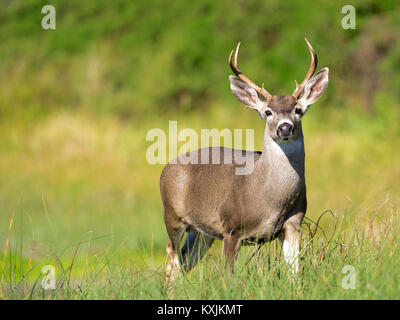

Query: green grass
2,197,399,299
0,105,399,299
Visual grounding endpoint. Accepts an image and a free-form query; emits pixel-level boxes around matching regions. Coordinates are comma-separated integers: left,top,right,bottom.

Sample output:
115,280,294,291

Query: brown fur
268,95,297,113
161,61,329,282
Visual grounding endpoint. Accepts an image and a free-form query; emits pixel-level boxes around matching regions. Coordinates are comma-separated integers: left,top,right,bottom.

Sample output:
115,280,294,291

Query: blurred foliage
0,0,399,119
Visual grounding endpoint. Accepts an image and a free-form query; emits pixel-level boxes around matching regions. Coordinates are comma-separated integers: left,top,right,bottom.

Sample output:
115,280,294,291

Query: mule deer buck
160,38,329,281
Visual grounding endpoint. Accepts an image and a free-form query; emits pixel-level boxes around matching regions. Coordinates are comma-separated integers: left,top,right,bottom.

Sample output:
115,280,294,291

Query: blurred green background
0,0,399,291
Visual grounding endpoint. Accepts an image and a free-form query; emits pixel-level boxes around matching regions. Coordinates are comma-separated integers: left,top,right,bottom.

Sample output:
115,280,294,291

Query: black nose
277,122,293,137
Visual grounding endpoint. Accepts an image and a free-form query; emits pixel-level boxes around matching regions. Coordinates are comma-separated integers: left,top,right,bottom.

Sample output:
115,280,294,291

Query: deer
160,38,329,281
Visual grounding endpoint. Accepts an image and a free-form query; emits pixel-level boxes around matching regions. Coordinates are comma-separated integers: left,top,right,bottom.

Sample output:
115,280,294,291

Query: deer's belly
247,215,286,241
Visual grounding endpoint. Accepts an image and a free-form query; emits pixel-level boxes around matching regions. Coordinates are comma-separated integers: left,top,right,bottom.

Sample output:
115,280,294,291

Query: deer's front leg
278,212,304,274
222,232,242,271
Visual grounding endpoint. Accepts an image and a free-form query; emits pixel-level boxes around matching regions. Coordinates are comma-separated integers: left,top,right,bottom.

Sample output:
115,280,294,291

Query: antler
292,38,318,99
229,42,272,101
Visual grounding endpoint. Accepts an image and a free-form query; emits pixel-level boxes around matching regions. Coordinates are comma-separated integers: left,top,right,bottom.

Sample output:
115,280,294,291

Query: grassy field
1,105,399,299
1,0,400,299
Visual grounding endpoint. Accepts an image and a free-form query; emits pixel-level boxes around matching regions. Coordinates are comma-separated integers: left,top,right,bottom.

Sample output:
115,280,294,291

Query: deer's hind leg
164,207,186,282
165,228,185,282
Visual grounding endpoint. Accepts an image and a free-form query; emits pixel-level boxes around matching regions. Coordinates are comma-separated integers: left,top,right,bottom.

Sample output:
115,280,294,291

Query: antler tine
292,37,318,99
229,42,272,101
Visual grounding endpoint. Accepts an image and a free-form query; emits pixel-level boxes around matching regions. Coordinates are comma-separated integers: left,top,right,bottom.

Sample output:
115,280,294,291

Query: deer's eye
265,110,273,117
295,108,303,116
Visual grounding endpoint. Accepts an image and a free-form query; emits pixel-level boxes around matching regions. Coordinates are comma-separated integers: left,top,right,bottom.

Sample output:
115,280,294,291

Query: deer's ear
298,67,329,110
229,76,264,111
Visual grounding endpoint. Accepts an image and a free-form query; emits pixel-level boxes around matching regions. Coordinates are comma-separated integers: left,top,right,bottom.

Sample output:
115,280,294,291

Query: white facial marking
277,118,293,128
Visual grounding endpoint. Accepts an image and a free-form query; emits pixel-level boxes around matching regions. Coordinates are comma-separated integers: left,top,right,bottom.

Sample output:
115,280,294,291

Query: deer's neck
258,124,305,183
